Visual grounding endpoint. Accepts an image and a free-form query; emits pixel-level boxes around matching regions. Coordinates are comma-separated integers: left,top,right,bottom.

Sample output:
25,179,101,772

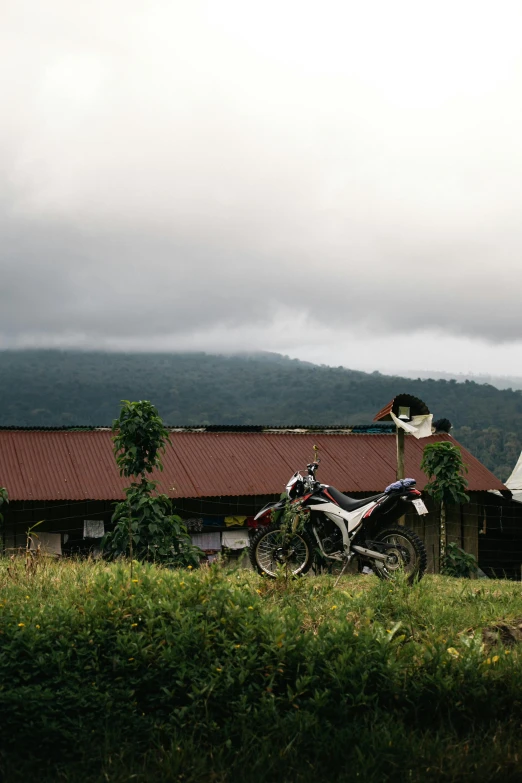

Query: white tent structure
505,452,522,504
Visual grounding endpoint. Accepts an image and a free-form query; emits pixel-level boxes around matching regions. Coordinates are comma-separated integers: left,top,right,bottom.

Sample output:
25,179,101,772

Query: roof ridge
0,423,396,432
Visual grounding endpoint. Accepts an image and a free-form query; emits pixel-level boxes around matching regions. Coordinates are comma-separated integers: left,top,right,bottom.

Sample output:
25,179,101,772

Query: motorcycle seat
325,485,384,512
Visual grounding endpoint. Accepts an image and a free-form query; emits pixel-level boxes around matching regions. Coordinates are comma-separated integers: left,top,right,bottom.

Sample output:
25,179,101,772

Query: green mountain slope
1,350,521,480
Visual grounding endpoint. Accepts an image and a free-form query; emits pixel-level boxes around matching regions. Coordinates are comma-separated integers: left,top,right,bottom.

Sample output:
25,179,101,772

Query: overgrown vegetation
1,349,522,479
2,560,522,782
102,401,199,567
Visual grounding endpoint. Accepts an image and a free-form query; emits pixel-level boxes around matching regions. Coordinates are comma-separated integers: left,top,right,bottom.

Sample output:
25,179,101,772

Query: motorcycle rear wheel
249,522,315,577
371,526,427,584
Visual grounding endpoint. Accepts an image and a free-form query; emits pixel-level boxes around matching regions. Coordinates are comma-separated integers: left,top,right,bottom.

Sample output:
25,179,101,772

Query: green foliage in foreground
2,561,522,782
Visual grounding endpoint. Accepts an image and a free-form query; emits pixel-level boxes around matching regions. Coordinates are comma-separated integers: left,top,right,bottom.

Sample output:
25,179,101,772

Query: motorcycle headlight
286,473,304,499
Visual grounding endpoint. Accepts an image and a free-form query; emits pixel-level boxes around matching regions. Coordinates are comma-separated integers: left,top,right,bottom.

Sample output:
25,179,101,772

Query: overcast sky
3,0,522,376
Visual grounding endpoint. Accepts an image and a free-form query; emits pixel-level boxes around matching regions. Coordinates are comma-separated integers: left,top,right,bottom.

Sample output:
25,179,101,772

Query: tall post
396,427,405,525
396,427,405,480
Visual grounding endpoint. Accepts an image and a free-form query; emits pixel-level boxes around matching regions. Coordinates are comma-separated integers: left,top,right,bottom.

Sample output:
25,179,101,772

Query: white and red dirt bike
249,461,428,582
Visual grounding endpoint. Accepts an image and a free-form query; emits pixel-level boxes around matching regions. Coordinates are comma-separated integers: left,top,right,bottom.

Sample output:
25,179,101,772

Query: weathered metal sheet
0,429,507,501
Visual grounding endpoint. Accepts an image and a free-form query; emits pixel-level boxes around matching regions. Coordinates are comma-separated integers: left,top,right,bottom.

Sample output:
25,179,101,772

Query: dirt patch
482,619,522,648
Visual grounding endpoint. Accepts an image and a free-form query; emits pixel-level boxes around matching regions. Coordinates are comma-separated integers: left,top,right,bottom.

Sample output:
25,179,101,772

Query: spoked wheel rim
376,532,417,577
255,529,310,577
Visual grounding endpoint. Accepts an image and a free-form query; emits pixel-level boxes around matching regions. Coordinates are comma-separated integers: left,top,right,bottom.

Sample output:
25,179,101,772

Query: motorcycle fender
254,501,284,521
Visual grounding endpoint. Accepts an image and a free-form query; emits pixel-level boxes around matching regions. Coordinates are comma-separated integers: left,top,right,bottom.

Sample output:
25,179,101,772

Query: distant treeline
1,350,521,480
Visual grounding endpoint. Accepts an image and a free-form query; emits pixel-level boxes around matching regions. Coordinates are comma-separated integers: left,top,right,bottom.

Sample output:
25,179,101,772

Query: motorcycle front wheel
371,526,427,584
249,522,315,577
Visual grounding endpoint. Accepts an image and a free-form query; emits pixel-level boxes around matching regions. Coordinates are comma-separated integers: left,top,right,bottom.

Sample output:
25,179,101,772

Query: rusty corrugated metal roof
0,428,506,501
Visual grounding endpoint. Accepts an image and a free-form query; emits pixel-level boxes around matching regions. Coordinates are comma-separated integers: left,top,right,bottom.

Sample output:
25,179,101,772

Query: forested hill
1,350,521,480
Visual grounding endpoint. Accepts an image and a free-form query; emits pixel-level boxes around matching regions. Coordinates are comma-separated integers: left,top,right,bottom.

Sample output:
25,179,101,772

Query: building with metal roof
0,425,506,501
0,425,517,576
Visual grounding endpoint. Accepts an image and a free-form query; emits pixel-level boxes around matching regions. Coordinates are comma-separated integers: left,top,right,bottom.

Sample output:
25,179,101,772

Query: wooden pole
396,427,405,525
396,427,405,480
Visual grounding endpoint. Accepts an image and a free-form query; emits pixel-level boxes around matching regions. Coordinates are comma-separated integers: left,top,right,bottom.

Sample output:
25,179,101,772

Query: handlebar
307,461,320,478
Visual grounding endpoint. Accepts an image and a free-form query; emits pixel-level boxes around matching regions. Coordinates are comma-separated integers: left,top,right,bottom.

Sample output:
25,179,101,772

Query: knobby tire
249,522,315,578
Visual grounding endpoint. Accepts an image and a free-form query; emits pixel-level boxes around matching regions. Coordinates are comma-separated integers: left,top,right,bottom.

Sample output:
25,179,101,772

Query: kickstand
334,556,351,589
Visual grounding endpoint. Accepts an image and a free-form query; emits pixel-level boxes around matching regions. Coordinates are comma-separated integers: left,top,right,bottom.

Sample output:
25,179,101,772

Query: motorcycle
249,460,428,582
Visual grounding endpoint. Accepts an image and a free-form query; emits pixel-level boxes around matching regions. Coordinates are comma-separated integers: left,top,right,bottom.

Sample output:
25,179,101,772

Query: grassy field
1,559,522,782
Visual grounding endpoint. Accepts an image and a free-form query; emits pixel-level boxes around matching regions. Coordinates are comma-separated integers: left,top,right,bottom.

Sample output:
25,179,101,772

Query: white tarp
390,412,433,439
190,531,221,551
29,532,62,556
222,530,249,550
83,520,105,539
505,451,522,504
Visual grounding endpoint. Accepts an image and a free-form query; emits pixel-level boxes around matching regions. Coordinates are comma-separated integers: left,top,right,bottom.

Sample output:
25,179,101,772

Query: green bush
442,542,478,578
1,560,522,782
103,400,200,567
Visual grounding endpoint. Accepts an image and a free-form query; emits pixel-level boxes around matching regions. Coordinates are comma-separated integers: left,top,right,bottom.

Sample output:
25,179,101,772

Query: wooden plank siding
4,491,521,578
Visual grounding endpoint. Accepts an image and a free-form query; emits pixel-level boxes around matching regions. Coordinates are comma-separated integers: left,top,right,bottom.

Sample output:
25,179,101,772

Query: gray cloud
2,0,522,366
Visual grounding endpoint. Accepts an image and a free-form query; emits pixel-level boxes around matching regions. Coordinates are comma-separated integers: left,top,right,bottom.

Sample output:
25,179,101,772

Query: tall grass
1,558,522,782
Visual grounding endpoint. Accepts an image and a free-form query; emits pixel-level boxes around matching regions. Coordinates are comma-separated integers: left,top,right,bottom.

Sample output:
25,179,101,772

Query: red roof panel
0,429,506,501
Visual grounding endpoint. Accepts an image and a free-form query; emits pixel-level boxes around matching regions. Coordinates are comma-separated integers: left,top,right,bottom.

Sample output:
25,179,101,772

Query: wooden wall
4,491,518,579
2,500,115,556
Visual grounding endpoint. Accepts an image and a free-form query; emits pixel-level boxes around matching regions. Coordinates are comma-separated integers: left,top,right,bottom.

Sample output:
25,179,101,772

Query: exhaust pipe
351,545,388,563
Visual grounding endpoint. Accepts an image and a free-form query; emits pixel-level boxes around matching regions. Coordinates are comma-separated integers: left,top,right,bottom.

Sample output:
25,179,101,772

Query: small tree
421,442,470,570
102,400,200,568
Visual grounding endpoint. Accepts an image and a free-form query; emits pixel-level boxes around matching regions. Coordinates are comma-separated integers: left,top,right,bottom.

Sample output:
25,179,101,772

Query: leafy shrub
103,480,200,567
103,401,200,567
442,542,478,578
421,442,470,505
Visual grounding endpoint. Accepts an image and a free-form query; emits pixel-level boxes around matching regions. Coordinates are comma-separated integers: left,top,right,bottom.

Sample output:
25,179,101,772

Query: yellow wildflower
486,658,492,664
128,657,135,661
36,625,40,629
216,667,222,672
492,655,500,663
132,579,138,583
248,606,254,611
187,565,193,569
234,644,241,648
447,648,460,658
505,650,511,655
331,606,338,610
131,623,138,627
18,623,25,627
